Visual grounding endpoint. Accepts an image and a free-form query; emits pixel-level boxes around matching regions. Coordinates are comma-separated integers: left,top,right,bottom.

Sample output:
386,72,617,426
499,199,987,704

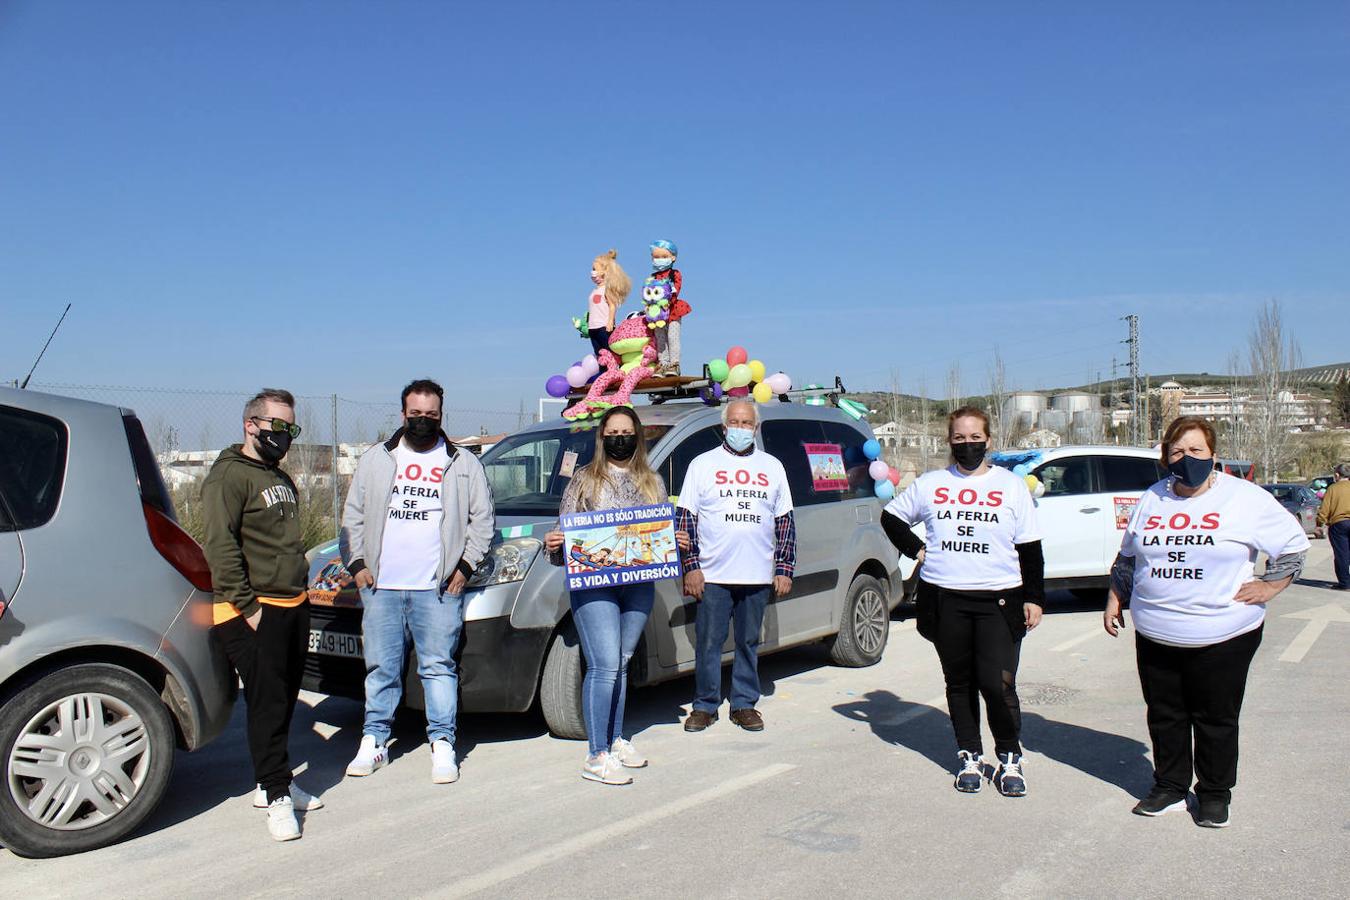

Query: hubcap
8,693,151,831
853,588,887,655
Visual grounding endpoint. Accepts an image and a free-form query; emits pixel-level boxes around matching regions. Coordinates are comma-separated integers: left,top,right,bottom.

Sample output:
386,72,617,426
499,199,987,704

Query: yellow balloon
1024,474,1039,491
752,382,774,403
748,360,766,384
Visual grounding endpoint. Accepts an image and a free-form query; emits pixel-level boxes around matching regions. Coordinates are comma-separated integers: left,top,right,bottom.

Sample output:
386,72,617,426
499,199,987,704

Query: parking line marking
442,763,797,898
1051,627,1102,653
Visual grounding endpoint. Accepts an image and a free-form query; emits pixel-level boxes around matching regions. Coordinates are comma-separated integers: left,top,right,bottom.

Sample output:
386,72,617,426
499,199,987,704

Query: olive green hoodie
201,444,308,619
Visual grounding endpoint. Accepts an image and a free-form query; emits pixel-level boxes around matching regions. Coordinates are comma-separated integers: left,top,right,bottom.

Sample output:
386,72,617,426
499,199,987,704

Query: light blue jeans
570,584,654,756
360,587,462,746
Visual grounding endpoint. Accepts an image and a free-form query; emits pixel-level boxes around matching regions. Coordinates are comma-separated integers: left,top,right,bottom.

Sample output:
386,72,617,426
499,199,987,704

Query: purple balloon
712,383,724,400
545,375,570,398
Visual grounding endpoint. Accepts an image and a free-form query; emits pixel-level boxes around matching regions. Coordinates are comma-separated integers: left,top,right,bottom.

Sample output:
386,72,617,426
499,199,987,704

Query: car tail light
142,501,213,592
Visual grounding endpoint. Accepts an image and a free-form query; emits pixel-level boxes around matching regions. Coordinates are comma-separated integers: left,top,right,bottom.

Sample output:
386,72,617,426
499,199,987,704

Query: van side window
819,421,875,499
0,406,68,532
1034,456,1094,497
1097,455,1166,492
663,427,723,498
761,419,838,507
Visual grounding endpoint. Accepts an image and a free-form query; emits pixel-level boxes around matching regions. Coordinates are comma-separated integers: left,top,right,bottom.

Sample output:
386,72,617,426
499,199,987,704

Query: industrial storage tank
1050,392,1094,415
1038,409,1070,433
1072,410,1104,442
1003,392,1047,430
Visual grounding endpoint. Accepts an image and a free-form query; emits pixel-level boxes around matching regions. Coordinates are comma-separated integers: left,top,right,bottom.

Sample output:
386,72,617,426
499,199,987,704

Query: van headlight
467,538,542,588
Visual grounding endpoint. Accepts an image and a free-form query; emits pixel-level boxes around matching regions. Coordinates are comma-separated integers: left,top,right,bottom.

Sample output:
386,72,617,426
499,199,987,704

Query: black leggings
930,586,1024,756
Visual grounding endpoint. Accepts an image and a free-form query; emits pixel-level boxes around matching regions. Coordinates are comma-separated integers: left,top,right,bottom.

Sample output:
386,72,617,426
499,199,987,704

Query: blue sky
3,1,1347,410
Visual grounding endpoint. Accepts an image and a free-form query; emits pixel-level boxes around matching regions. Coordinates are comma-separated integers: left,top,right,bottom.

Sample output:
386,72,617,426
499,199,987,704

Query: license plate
308,629,363,659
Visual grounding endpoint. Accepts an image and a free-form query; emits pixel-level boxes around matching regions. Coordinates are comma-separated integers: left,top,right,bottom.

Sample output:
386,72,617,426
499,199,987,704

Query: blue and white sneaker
955,750,983,793
995,752,1027,797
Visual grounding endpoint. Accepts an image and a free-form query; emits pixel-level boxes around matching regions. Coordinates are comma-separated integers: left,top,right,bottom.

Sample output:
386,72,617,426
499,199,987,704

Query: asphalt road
5,545,1348,899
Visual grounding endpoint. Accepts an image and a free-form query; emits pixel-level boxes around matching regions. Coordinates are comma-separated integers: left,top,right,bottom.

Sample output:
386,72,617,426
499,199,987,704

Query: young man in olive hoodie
201,388,320,842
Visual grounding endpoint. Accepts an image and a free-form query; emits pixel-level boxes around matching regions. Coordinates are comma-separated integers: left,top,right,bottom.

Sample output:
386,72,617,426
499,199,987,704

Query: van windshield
480,423,672,516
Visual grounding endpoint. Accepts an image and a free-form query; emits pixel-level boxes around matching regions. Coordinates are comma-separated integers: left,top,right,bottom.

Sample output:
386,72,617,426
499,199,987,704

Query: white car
991,445,1167,596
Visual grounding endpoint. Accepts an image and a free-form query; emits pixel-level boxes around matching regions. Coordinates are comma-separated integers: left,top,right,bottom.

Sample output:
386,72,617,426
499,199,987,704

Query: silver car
304,401,916,738
0,387,235,858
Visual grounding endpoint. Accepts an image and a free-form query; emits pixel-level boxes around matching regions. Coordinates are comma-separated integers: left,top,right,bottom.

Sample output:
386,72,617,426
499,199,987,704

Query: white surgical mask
652,257,674,272
725,427,755,452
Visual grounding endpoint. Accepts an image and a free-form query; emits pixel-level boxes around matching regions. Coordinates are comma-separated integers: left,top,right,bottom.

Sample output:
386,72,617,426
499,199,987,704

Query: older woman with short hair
1105,415,1309,827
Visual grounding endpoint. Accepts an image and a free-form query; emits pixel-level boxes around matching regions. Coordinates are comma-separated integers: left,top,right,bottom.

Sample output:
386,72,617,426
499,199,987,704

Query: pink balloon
868,460,889,480
888,468,901,486
566,366,588,388
726,346,748,367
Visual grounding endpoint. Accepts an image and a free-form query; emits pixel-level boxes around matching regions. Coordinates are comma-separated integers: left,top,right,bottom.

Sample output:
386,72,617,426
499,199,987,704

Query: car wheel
829,574,889,667
539,623,587,740
0,664,175,859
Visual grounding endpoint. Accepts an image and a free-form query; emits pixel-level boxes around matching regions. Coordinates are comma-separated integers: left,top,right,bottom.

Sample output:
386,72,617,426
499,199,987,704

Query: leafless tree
919,378,932,472
988,348,1008,448
1245,300,1302,481
945,363,962,412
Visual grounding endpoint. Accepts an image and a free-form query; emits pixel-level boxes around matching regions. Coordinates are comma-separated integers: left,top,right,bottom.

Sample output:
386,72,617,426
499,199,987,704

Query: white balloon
767,373,792,394
581,354,600,376
566,365,588,388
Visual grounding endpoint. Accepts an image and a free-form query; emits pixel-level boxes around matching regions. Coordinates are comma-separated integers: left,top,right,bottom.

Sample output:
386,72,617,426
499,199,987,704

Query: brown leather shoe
684,710,718,732
730,708,764,732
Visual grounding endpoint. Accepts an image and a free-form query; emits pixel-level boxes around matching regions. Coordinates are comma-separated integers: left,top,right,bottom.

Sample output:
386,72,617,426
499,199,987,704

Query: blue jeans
360,587,462,746
1330,520,1350,589
570,584,654,756
694,583,770,713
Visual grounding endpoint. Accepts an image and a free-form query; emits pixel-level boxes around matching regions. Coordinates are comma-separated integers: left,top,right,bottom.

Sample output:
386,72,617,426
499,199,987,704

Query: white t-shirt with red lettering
885,465,1039,591
378,439,451,591
678,446,793,585
1119,472,1310,646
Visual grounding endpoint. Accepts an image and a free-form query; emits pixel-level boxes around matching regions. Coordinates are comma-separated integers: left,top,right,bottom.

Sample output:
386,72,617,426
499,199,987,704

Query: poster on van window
560,503,682,592
1113,496,1138,530
804,442,849,492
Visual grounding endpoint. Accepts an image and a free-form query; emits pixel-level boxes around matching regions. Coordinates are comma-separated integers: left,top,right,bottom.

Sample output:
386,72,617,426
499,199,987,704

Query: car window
662,426,723,499
760,418,836,507
1265,486,1291,501
1097,455,1166,493
1033,456,1094,497
819,420,877,499
0,405,68,532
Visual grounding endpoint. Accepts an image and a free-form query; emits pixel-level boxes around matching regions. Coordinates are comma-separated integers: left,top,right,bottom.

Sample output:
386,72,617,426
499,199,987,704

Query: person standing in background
1314,463,1350,590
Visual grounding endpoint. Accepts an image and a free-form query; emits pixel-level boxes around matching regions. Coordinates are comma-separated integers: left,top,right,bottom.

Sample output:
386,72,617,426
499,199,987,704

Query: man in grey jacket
340,379,495,784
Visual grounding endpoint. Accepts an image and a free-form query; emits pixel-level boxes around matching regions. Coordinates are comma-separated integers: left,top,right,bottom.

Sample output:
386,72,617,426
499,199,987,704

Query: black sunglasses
250,416,302,439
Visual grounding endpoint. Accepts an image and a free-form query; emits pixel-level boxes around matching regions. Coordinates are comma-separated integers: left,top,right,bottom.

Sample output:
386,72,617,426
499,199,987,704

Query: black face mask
254,429,292,464
1168,454,1213,488
604,434,638,461
404,415,440,449
951,441,987,470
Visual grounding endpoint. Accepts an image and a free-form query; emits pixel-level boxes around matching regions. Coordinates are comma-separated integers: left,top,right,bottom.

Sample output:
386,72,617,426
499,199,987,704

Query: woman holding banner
545,406,673,785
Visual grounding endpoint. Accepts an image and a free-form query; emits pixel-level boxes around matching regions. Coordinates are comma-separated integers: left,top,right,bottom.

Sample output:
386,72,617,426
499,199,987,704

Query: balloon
748,360,766,384
766,373,791,394
726,346,748,367
566,366,588,388
545,375,570,398
725,363,753,388
572,361,583,369
581,354,600,376
1013,463,1030,477
712,383,724,400
1024,474,1041,494
863,439,882,460
888,467,901,486
707,359,730,383
868,460,889,481
874,480,896,501
752,382,774,403
727,386,750,397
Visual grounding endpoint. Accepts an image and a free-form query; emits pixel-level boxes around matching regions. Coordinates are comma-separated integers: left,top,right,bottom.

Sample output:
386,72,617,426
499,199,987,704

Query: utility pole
1122,314,1140,445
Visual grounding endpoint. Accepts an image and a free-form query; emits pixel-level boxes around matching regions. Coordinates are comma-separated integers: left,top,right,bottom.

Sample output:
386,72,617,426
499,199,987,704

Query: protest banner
560,502,682,592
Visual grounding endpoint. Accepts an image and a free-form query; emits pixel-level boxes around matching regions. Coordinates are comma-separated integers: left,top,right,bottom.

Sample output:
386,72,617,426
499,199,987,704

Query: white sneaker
581,752,632,786
345,734,388,777
431,739,459,784
253,783,324,810
266,796,301,842
610,738,648,768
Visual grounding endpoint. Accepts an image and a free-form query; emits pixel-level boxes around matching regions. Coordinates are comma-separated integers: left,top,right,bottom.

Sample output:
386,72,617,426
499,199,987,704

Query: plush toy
563,315,658,420
642,277,673,329
649,239,690,376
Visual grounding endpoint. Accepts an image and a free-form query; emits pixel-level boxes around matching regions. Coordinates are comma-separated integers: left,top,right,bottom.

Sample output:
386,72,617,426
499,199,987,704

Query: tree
1335,373,1350,427
1245,300,1302,481
987,348,1008,448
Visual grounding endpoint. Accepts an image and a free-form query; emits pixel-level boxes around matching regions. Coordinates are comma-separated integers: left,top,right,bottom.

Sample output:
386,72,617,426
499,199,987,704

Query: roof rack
562,372,859,414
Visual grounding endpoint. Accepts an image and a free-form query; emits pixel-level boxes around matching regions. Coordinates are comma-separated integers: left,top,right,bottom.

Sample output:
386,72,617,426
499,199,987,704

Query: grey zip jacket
340,427,496,589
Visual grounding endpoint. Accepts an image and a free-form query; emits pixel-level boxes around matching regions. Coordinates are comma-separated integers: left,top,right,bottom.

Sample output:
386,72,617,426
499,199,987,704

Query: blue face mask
652,257,674,272
1168,454,1213,488
725,427,755,452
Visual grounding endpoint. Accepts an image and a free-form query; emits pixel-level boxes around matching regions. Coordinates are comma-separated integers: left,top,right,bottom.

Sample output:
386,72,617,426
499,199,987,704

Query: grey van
305,400,915,738
0,387,235,858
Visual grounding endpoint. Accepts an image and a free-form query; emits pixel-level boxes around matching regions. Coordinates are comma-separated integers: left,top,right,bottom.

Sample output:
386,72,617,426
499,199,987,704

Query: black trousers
1135,625,1262,804
931,587,1024,756
217,602,310,802
588,327,609,357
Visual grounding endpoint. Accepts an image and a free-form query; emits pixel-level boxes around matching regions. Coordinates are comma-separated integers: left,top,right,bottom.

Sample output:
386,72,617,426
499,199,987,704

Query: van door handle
1079,507,1101,514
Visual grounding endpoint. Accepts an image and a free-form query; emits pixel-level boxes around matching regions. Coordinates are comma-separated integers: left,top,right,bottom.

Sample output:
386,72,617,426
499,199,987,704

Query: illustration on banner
561,503,682,592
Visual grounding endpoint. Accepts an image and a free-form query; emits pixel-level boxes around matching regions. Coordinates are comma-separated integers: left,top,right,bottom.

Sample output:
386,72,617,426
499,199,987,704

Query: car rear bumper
304,605,552,714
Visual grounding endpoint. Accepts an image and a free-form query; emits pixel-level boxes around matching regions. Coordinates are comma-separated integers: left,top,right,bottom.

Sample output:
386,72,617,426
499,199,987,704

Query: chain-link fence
23,382,532,548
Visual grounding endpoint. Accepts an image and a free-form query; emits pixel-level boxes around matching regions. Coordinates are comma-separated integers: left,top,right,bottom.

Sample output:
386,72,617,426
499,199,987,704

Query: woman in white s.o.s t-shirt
1105,416,1309,828
882,406,1045,798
